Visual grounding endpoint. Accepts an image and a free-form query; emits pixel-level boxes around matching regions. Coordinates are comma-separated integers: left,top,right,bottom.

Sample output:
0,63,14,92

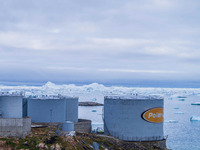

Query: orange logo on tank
142,108,163,123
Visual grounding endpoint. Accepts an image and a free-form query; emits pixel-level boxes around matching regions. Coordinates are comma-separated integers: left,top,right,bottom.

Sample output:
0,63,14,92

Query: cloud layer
0,0,200,84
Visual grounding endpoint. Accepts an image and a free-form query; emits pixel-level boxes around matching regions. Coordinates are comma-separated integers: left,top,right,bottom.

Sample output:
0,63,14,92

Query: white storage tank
62,121,74,131
104,95,164,141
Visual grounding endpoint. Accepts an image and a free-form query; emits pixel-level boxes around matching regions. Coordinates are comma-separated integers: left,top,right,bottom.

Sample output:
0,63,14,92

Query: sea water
0,81,200,150
79,96,200,150
164,95,200,150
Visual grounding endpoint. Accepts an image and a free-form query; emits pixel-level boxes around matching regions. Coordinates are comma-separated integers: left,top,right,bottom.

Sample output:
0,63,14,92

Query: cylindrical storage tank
65,97,78,122
104,95,164,141
62,121,74,131
26,96,79,123
0,95,23,118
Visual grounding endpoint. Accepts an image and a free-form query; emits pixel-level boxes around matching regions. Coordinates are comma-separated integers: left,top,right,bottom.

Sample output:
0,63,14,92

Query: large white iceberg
0,81,200,102
191,102,200,105
190,116,200,121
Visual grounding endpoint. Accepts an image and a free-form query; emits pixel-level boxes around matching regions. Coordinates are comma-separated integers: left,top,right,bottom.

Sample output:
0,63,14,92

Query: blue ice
190,116,200,121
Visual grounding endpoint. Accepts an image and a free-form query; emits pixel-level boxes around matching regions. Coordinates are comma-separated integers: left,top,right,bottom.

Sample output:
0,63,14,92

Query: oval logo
142,108,163,123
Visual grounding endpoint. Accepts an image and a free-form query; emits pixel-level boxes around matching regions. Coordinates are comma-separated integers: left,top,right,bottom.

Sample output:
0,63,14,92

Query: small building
24,95,78,123
104,95,164,141
0,92,31,138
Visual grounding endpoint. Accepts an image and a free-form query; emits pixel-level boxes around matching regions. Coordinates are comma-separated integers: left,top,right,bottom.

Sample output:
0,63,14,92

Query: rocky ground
79,102,104,106
0,126,167,150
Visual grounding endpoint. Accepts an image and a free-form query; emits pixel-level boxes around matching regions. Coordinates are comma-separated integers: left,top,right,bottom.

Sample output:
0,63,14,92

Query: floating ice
178,99,185,101
177,96,187,98
191,102,200,105
168,98,173,100
174,107,179,109
0,81,200,100
190,116,200,121
43,81,56,88
174,112,184,114
165,120,178,123
91,98,97,101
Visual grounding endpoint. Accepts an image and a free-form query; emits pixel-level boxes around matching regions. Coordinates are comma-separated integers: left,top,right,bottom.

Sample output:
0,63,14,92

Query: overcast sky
0,0,200,84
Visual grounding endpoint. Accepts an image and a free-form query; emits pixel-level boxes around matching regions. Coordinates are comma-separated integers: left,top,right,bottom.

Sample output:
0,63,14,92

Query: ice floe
165,120,178,123
174,107,179,109
0,81,200,101
191,102,200,105
190,116,200,121
174,112,184,114
178,99,185,101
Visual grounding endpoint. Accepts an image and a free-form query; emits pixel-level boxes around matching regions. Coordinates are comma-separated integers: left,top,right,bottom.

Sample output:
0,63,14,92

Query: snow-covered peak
43,81,56,88
82,82,106,92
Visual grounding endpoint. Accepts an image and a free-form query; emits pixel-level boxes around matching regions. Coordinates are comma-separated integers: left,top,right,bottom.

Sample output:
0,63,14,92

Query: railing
0,91,24,96
117,134,167,141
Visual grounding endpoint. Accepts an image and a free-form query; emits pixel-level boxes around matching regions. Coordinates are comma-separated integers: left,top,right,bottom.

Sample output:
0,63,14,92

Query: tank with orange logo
104,95,164,141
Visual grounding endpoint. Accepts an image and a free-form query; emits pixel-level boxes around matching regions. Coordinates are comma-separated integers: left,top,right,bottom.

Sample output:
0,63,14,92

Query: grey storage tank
0,92,23,118
0,92,31,138
104,95,164,141
25,95,78,123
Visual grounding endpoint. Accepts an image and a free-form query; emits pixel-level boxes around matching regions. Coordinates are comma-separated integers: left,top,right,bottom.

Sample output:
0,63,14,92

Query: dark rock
79,102,104,106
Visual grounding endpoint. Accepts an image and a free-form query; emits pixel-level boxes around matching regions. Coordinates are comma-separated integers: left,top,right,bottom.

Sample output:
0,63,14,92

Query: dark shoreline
79,102,104,106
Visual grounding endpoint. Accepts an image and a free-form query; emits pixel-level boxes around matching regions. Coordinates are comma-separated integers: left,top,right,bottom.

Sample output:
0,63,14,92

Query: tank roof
0,92,23,97
24,94,78,100
105,95,163,100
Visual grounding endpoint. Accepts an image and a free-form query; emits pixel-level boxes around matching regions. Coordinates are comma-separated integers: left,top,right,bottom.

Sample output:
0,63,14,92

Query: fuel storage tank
0,93,23,118
26,95,78,123
62,121,74,131
104,95,164,141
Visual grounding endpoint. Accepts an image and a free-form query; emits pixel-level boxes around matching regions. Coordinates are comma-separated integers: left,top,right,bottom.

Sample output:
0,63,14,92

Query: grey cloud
0,0,200,83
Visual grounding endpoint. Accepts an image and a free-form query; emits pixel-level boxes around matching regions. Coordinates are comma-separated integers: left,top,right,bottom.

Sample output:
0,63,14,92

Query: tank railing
103,125,166,141
136,136,165,141
141,136,165,141
0,91,24,96
112,135,166,141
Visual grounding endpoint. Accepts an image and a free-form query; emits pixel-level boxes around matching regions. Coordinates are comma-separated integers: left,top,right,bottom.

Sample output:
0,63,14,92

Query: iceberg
165,120,178,123
190,116,200,121
178,99,185,101
0,81,200,100
91,98,97,101
174,112,184,114
177,96,187,98
174,107,179,109
191,102,200,105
